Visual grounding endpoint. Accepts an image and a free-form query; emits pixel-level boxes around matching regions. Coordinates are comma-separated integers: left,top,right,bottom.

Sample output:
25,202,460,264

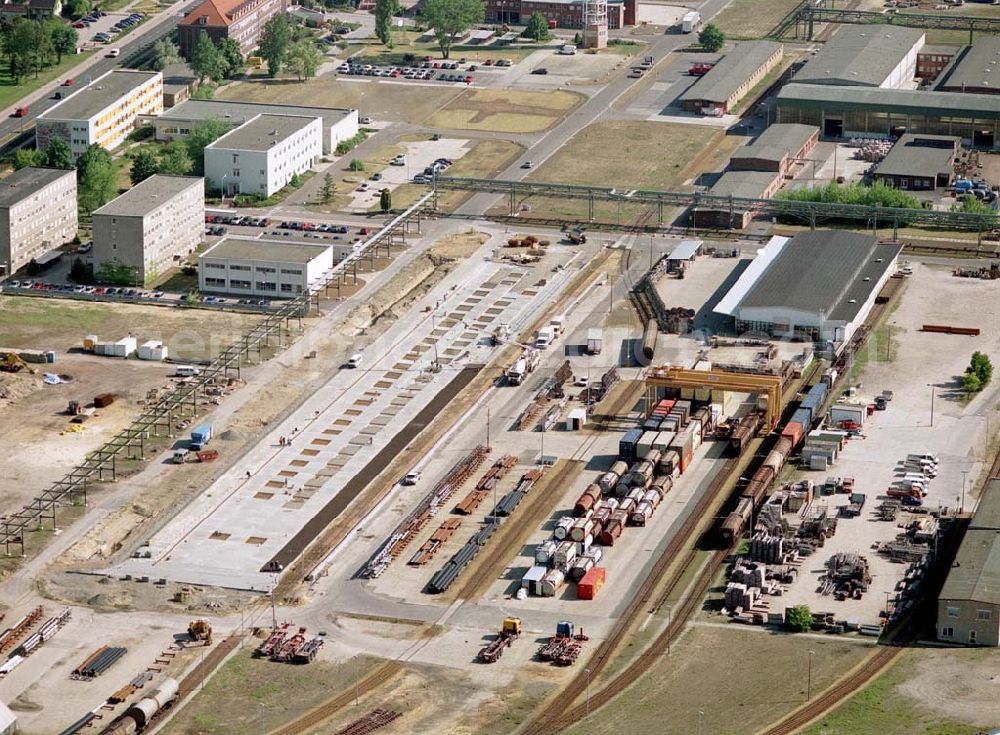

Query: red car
12,107,27,117
359,228,369,236
62,78,73,86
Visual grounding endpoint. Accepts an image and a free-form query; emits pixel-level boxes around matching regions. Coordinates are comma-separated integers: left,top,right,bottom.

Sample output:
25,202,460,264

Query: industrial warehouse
1,0,1000,731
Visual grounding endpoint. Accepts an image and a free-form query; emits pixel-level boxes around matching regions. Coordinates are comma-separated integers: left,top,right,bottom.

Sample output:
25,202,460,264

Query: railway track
268,662,403,735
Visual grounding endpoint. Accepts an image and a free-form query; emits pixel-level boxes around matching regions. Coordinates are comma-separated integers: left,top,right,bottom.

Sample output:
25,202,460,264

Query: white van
907,453,938,464
175,365,200,377
347,353,363,368
558,44,577,55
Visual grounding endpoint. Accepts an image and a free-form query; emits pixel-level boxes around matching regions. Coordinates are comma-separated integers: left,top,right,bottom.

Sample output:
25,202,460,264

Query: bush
786,605,813,632
349,158,365,171
776,181,924,226
964,351,993,394
336,130,369,155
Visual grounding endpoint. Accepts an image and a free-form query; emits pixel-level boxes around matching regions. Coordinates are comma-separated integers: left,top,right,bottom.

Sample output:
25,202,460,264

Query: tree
374,0,399,46
50,23,78,64
42,137,73,169
69,257,90,284
12,147,43,170
4,19,39,82
62,0,90,19
152,37,182,71
523,12,551,41
419,0,484,59
157,141,193,175
319,172,334,203
258,12,292,76
286,40,321,80
189,30,223,85
184,119,231,175
130,149,159,185
379,187,391,213
698,23,725,52
786,605,813,633
76,144,117,213
964,351,993,394
349,158,365,171
217,37,243,78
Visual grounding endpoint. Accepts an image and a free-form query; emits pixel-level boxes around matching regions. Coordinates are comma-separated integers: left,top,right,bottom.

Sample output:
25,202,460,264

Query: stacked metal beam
71,646,127,679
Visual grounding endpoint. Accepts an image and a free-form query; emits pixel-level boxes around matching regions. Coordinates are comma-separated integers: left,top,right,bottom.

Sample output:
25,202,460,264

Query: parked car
521,161,534,169
107,48,120,57
530,68,549,75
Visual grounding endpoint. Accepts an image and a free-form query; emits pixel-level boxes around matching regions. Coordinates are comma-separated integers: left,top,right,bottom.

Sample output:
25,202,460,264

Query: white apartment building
0,167,78,277
36,70,163,158
92,175,204,285
199,237,333,298
203,113,322,198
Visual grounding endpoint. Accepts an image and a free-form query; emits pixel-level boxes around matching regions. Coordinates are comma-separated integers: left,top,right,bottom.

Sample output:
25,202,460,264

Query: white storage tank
540,568,565,597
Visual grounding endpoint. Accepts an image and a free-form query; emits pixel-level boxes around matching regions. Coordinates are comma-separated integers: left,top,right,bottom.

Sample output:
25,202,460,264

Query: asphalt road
0,0,203,152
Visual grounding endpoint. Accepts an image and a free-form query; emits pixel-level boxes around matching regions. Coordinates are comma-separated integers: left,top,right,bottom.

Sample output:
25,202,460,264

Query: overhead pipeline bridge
786,0,1000,41
432,176,997,234
0,193,433,556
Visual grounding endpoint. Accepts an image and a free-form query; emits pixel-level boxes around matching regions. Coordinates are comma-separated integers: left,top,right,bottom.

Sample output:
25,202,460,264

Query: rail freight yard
6,1,1000,732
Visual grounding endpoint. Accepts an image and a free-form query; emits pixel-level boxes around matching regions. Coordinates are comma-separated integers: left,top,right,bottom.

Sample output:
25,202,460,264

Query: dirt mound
219,428,244,442
87,590,133,610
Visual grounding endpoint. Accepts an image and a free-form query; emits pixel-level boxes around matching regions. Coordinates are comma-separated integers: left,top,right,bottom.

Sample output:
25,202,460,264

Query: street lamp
961,470,968,513
927,383,936,427
584,667,592,717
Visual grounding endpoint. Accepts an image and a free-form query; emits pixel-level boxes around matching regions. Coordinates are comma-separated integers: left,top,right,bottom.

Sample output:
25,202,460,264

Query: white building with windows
36,70,163,158
0,167,77,277
198,237,333,299
92,175,204,285
203,113,322,198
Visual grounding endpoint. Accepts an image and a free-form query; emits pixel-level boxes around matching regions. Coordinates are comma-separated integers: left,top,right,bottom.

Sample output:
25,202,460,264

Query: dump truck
477,617,521,663
190,423,213,450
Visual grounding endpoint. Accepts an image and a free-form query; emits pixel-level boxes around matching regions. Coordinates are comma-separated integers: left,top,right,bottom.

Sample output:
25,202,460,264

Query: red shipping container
781,421,804,448
678,446,693,474
578,567,606,600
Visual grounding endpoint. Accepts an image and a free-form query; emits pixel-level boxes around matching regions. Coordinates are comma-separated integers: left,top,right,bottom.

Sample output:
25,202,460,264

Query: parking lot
72,9,149,55
336,57,513,87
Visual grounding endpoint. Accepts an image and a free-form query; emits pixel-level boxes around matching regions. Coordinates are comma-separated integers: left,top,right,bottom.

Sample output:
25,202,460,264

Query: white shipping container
575,533,594,556
522,565,547,593
583,547,603,565
553,516,574,540
554,540,577,568
540,569,565,597
535,539,558,565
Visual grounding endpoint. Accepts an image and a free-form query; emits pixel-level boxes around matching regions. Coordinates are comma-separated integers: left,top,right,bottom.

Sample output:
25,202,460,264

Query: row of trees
963,351,993,394
12,139,115,214
258,14,322,78
1,17,78,83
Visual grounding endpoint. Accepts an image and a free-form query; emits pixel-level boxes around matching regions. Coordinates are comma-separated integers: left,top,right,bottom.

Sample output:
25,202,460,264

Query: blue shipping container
800,383,827,413
620,429,642,461
791,407,812,427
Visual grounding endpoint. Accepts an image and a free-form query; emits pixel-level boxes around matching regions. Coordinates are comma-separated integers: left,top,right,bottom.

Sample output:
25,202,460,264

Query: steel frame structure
790,0,1000,41
0,193,434,557
644,367,784,431
432,176,997,233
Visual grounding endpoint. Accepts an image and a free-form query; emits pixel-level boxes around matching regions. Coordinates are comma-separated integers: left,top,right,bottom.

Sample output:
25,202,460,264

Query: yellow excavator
0,353,34,374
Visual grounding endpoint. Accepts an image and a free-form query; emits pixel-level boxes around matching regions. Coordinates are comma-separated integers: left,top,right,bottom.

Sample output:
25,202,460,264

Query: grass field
510,120,721,221
565,625,872,735
0,296,260,360
217,78,465,125
160,650,385,735
801,650,984,735
428,88,584,133
713,0,802,38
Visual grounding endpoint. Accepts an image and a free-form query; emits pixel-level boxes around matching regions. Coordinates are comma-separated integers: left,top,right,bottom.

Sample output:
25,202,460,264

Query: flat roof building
36,70,163,158
678,41,783,115
714,230,902,343
872,133,961,190
918,44,958,81
92,175,204,286
204,113,322,198
151,99,358,155
484,0,632,30
793,26,924,88
935,36,1000,95
729,123,820,175
0,167,77,278
692,170,782,229
776,83,1000,148
199,236,333,298
177,0,287,57
939,477,1000,647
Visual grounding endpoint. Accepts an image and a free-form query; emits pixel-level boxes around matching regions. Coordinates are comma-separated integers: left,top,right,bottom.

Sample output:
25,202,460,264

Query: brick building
177,0,287,57
485,0,633,30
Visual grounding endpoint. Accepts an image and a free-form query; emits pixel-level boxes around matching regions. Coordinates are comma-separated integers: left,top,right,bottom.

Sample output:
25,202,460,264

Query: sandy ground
897,648,1000,727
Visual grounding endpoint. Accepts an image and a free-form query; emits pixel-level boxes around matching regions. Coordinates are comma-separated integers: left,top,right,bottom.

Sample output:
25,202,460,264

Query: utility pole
807,650,816,699
486,406,491,451
962,470,968,513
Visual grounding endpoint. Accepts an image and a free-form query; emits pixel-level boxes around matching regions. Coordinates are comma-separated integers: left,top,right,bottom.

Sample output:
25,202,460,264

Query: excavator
0,353,34,374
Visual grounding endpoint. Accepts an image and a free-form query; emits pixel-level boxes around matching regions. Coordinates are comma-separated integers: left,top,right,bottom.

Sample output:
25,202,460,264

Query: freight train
101,678,179,735
720,381,828,544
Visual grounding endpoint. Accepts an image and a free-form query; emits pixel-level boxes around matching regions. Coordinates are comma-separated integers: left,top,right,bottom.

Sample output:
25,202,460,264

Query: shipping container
554,541,577,568
781,421,804,448
651,474,672,496
617,497,637,515
598,519,623,546
597,471,619,493
609,460,629,477
791,406,813,428
619,429,643,463
578,567,606,600
568,555,595,582
575,533,594,557
637,431,656,457
651,431,675,453
645,448,662,467
540,569,565,597
535,540,557,565
630,501,653,526
569,518,595,543
553,516,574,540
583,547,603,565
522,565,547,594
643,488,663,509
658,449,681,475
